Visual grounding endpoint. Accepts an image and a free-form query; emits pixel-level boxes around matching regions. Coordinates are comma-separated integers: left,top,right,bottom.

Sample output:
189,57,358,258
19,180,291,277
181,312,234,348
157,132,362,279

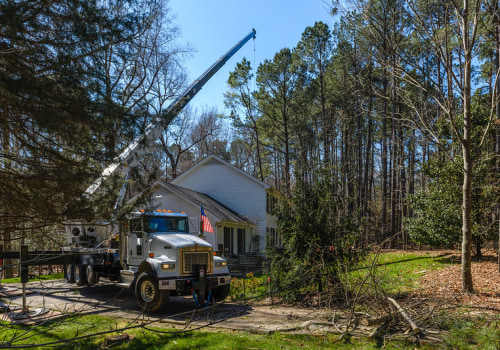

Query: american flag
201,206,214,233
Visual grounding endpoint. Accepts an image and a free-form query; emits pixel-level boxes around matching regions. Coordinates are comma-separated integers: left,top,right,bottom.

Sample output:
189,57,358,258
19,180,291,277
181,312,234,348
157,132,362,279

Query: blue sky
168,0,336,112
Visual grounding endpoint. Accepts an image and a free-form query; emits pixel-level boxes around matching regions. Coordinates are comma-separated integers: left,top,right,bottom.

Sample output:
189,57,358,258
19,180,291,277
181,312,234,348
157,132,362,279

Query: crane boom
86,29,256,201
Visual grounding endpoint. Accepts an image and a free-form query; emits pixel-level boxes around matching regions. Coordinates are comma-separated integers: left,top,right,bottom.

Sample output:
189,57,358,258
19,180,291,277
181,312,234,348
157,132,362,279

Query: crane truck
1,29,256,312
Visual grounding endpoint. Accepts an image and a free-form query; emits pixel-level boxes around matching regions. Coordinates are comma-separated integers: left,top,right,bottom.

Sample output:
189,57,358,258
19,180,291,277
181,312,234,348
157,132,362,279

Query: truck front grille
181,251,212,275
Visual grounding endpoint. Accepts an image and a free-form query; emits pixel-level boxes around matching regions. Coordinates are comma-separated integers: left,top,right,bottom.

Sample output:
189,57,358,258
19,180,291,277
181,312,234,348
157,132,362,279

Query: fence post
20,245,29,314
0,244,3,291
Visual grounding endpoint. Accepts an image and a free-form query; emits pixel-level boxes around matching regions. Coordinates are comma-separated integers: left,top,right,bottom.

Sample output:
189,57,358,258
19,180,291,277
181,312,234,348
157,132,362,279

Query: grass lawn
364,251,457,294
0,314,417,349
1,272,64,284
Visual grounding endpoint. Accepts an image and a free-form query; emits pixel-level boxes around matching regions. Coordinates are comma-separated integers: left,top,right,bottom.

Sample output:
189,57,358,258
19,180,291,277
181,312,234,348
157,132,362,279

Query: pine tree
0,0,152,236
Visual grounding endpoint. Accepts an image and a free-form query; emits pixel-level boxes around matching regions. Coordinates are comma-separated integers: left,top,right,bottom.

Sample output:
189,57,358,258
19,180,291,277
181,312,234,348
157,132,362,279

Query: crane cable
253,34,257,93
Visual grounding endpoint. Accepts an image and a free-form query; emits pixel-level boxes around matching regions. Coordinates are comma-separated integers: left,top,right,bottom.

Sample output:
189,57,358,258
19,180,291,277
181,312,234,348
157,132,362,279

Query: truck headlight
161,263,175,270
215,261,227,267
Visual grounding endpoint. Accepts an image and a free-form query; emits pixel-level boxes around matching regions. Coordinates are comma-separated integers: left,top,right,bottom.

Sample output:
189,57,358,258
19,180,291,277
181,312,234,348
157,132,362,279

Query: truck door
127,233,144,266
127,218,145,266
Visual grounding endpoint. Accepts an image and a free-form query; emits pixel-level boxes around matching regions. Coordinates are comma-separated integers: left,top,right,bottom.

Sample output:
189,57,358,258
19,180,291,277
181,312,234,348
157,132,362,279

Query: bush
230,272,260,300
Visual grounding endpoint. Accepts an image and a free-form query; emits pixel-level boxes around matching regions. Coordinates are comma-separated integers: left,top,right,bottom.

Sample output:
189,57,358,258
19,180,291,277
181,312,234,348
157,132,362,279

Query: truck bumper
158,274,231,291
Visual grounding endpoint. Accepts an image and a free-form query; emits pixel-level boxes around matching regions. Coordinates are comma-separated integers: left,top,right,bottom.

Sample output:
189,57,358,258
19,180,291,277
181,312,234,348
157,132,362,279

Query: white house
127,155,278,256
141,181,254,255
159,155,278,256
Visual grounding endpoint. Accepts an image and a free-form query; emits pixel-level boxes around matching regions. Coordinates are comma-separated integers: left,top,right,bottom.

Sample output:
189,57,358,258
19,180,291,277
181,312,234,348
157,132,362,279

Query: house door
223,227,233,256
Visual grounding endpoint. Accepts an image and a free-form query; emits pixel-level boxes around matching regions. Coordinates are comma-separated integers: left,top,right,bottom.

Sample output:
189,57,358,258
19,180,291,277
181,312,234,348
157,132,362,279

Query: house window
266,227,276,247
266,192,277,214
266,227,281,249
237,228,245,255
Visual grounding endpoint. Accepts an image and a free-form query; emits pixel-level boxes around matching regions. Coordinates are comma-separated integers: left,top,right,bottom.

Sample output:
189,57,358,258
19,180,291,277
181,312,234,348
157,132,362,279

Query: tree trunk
364,92,373,221
381,78,388,243
390,62,397,247
461,147,474,292
461,12,474,291
1,130,14,278
252,120,264,182
494,0,500,273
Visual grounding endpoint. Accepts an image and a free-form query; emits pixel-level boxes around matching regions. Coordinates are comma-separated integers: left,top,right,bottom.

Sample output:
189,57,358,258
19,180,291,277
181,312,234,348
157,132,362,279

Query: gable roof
171,154,270,189
155,182,252,225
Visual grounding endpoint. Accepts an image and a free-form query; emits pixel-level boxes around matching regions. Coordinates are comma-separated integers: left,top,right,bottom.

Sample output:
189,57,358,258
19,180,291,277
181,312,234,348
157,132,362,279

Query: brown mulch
412,251,500,310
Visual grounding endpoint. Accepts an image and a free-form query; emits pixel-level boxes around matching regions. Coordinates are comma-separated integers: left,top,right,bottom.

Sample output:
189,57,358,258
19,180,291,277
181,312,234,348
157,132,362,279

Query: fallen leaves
414,253,500,309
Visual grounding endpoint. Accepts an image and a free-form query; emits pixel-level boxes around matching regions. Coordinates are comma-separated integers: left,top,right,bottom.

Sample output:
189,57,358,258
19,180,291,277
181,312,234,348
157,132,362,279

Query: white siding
148,186,218,247
170,156,276,255
173,158,267,232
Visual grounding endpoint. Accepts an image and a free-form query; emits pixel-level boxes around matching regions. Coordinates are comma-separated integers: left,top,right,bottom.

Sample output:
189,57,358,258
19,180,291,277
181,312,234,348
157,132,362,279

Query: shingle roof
157,182,252,225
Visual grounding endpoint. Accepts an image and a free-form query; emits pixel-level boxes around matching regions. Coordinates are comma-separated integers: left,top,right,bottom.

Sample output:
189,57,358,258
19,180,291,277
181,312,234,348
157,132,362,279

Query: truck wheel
86,264,97,286
135,272,169,312
212,284,230,302
74,264,87,286
64,264,75,283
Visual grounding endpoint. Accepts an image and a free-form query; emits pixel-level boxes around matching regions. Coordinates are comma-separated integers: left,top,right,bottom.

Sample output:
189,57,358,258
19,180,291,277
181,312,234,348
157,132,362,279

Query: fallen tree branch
368,320,389,339
361,314,391,326
419,294,460,323
387,297,420,335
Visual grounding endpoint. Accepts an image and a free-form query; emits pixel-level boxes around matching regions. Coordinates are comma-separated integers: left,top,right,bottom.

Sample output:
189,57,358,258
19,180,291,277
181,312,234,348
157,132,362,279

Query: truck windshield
144,216,189,233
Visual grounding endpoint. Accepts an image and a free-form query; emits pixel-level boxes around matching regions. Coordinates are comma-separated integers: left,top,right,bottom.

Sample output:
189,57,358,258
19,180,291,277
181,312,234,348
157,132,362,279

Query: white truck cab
121,210,231,311
63,210,231,312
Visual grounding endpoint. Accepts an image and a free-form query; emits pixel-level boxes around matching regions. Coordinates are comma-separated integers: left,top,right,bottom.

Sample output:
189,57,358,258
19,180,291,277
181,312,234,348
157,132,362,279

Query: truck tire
135,272,169,312
212,284,230,302
64,264,75,283
74,264,87,286
86,264,98,286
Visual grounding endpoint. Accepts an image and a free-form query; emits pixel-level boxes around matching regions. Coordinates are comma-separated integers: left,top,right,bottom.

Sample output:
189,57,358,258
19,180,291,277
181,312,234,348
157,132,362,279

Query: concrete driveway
1,279,216,320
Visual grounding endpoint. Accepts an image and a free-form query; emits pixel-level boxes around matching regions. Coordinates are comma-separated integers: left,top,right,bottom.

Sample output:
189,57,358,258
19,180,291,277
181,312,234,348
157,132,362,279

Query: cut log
361,314,391,326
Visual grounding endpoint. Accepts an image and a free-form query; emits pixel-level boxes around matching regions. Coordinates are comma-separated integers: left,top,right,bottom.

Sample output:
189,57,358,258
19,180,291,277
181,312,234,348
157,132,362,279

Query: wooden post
20,245,29,314
0,244,3,290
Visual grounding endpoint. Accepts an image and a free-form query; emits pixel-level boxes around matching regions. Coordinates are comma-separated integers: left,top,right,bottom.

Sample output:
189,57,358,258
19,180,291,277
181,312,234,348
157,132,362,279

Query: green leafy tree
294,21,334,165
406,157,497,257
406,92,499,257
354,0,500,292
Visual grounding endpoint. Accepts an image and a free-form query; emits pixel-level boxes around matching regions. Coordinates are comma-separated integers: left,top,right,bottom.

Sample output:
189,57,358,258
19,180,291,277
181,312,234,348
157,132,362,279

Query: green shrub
230,272,260,300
